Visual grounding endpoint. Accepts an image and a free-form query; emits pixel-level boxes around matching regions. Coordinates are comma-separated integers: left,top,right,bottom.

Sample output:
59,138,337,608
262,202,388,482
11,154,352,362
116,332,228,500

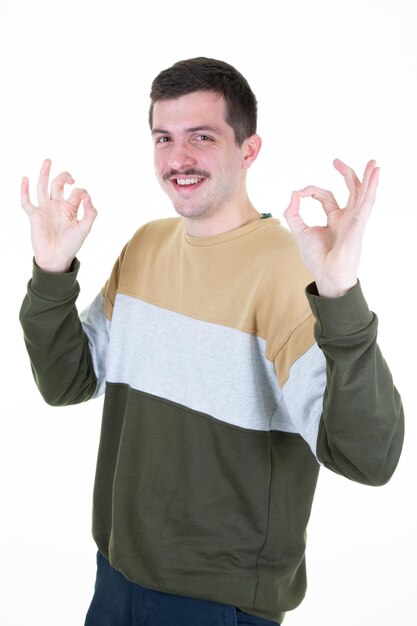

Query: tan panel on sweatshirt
102,217,315,363
273,315,316,388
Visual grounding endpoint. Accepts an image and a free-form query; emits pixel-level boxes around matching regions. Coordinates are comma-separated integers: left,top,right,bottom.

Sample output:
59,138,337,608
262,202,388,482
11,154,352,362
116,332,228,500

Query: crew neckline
183,217,279,247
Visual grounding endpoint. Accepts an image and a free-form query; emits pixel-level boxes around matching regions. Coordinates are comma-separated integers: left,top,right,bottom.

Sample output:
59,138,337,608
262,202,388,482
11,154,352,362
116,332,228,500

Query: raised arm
284,160,404,485
20,160,100,406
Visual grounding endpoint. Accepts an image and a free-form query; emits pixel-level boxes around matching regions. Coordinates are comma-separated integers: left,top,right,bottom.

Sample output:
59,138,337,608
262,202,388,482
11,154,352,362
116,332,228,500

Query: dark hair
149,57,257,146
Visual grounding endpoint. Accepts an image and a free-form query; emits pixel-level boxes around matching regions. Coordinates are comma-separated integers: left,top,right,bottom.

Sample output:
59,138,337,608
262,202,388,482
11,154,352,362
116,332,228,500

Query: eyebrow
151,126,221,135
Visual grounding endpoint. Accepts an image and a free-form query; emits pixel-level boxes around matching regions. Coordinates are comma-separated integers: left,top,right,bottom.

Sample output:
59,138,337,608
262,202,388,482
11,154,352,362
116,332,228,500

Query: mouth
169,175,207,192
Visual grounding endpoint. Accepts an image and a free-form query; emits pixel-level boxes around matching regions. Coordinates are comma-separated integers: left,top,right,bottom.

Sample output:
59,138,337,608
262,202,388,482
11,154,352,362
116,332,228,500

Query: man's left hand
284,159,379,297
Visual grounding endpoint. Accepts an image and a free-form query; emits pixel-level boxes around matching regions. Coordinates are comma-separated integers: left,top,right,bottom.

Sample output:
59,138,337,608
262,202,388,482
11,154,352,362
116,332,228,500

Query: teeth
176,178,202,186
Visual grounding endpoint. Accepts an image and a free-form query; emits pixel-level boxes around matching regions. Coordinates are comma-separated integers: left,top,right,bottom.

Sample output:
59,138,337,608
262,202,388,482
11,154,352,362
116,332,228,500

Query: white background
1,0,415,624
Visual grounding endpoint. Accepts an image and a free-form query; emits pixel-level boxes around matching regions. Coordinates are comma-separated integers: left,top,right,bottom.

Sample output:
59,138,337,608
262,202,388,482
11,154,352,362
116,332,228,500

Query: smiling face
152,91,259,225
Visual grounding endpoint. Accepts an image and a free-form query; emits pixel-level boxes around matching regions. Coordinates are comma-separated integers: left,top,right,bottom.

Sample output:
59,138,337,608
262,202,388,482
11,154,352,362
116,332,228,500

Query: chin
172,203,212,219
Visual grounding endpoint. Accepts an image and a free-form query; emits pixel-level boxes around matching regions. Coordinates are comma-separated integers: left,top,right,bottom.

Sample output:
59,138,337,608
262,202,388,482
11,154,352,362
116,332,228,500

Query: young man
20,57,404,625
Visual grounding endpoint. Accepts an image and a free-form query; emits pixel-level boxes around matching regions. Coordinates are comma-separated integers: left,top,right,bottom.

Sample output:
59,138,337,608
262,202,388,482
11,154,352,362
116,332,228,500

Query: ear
241,134,262,170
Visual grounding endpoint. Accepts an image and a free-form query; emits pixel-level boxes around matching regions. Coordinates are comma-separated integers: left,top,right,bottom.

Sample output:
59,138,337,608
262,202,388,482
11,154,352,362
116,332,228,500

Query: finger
284,191,308,237
297,186,339,216
37,158,52,204
21,176,35,215
51,171,75,201
359,166,379,219
78,194,98,238
333,158,361,208
63,188,88,219
358,159,377,204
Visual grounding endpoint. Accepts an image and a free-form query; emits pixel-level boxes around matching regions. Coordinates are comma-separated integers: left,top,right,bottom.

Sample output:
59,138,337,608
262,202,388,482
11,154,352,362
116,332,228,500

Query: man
20,57,404,625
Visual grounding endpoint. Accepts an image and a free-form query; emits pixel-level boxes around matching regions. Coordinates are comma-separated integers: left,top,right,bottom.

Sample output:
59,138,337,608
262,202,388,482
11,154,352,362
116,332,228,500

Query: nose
167,140,197,171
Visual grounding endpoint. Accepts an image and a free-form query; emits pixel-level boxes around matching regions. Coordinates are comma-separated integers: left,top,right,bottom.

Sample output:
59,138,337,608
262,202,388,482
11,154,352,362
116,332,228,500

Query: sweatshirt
20,217,404,623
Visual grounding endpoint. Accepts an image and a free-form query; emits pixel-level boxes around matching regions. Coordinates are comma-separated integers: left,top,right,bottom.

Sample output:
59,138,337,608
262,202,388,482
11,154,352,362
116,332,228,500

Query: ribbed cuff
30,258,80,300
306,280,374,337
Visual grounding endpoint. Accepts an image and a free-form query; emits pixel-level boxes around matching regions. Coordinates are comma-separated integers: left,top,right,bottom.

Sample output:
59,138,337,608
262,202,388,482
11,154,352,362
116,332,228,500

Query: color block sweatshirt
20,217,404,623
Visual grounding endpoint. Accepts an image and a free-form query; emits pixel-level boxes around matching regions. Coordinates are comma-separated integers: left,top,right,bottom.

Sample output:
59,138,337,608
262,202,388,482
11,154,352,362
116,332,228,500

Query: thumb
284,191,307,238
79,194,97,238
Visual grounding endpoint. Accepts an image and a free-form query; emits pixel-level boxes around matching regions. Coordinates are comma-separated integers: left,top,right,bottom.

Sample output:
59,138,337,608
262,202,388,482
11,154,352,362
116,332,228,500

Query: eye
155,136,170,144
195,135,213,142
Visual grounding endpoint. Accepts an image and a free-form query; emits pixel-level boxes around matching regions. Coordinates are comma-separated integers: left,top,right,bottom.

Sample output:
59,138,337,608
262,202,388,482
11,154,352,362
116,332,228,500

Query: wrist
34,256,74,274
315,277,358,298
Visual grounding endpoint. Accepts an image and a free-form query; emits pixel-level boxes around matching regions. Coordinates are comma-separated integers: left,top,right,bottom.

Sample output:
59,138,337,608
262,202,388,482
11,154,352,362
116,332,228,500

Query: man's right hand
21,159,97,273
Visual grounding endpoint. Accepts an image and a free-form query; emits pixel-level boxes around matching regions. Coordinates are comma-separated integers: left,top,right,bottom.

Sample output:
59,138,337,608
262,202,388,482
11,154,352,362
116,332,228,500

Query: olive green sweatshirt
20,217,404,623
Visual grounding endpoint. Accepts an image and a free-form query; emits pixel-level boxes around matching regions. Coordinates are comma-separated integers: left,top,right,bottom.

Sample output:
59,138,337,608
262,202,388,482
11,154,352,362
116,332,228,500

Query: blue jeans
84,552,280,626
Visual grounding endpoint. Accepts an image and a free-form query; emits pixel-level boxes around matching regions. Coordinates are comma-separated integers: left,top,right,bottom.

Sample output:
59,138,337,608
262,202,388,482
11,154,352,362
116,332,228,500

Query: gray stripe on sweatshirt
81,292,325,455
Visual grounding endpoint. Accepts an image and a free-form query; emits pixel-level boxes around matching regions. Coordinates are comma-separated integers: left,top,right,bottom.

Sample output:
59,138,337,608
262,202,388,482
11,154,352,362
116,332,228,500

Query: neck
183,198,261,238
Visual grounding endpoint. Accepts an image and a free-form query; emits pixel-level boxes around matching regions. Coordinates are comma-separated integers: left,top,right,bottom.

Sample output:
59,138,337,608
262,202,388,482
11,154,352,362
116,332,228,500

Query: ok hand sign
284,159,379,297
21,159,97,273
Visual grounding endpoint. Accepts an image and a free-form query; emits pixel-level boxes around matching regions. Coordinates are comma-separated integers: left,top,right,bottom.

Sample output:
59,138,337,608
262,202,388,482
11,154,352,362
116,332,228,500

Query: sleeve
19,258,104,406
305,280,404,486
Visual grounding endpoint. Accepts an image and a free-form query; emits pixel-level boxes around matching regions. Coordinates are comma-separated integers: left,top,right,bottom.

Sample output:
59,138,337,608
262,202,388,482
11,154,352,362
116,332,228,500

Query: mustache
163,169,211,181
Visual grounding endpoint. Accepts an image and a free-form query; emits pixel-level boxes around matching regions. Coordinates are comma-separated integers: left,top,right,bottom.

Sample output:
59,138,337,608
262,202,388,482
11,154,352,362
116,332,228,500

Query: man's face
152,91,248,221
